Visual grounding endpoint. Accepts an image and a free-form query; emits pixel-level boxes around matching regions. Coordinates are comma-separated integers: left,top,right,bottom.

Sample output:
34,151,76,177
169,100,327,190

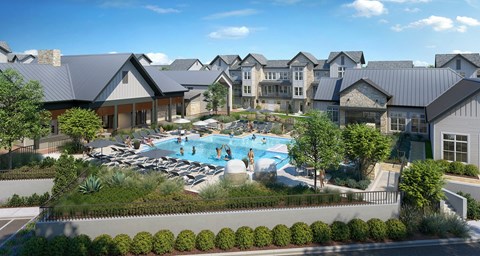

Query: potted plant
133,139,141,149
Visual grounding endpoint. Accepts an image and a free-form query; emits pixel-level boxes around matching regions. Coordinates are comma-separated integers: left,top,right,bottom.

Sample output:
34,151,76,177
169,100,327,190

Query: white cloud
144,5,180,14
391,24,404,31
391,15,453,31
204,9,258,20
452,49,473,54
146,52,172,65
379,18,389,23
456,25,467,32
413,60,430,67
107,51,118,54
346,0,388,18
208,26,250,39
456,16,480,26
383,0,430,3
404,7,420,12
23,49,38,55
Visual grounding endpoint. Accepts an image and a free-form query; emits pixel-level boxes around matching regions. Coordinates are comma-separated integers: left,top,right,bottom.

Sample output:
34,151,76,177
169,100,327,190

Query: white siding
0,49,7,63
189,61,203,71
442,58,478,78
96,61,155,102
211,58,229,72
329,54,358,78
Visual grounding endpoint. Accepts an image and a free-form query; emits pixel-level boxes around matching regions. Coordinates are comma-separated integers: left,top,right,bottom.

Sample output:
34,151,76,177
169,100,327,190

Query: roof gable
169,59,203,70
210,55,241,66
327,51,365,64
160,70,232,86
135,54,152,63
435,53,480,68
287,52,318,65
0,41,11,53
240,53,268,66
341,78,392,99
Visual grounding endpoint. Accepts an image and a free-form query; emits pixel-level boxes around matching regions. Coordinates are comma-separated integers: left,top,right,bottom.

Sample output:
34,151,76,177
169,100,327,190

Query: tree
288,111,344,190
343,124,391,179
52,152,78,195
0,69,51,169
399,160,444,209
203,83,228,115
58,108,102,149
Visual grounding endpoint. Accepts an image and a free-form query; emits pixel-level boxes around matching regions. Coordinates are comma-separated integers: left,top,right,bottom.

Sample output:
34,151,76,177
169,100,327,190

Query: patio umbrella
86,139,117,154
204,118,218,124
138,148,175,167
193,120,208,126
174,118,191,124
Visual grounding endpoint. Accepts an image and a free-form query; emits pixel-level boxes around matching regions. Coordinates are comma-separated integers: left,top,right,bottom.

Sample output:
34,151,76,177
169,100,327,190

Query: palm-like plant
79,175,103,194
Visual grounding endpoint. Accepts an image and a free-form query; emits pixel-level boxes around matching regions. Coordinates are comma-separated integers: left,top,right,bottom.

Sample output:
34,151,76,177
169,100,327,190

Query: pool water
149,134,292,168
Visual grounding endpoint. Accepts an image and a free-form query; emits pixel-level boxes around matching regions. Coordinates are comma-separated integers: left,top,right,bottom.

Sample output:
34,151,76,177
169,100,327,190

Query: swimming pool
148,134,292,168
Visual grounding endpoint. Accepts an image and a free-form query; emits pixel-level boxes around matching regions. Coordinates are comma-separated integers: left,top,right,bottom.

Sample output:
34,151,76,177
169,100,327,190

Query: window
293,67,303,81
294,87,303,96
243,85,251,94
280,72,289,80
265,72,277,80
390,112,406,132
314,71,322,81
122,71,128,84
456,59,461,70
243,71,251,80
337,67,346,78
327,106,339,124
267,85,274,94
443,133,468,163
410,113,427,133
341,56,345,65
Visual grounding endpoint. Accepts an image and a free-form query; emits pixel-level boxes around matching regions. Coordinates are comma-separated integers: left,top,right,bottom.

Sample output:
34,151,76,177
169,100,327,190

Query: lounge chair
114,135,128,147
186,174,207,187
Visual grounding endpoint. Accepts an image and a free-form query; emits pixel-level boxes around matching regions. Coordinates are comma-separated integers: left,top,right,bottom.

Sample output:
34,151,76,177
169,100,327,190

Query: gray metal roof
314,78,341,101
0,41,11,53
210,55,241,66
287,52,318,65
367,61,413,69
135,53,152,63
184,89,203,100
160,70,231,86
340,68,462,107
265,60,289,68
327,51,365,64
169,59,202,71
435,53,480,68
426,78,480,122
0,63,75,103
143,66,188,93
7,53,35,62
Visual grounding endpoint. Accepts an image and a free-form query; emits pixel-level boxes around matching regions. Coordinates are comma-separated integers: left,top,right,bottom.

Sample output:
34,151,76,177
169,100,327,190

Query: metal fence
39,190,401,221
0,145,38,170
46,138,72,154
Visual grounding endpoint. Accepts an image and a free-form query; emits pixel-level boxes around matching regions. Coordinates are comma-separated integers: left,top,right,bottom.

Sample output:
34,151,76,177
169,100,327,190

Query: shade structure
174,118,191,124
259,109,273,113
204,118,218,124
138,148,175,159
193,120,208,126
86,139,117,154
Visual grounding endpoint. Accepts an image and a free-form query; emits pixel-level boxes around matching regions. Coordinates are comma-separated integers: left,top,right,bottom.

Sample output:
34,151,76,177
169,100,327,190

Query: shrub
272,224,291,246
4,192,50,207
20,236,48,256
112,234,131,256
457,192,480,220
196,230,215,251
420,213,450,237
175,230,196,252
40,157,57,168
158,178,184,195
215,228,236,250
290,222,312,245
367,218,387,241
448,161,465,175
52,152,78,196
131,232,153,255
91,234,113,256
254,226,272,247
435,159,450,172
310,221,331,243
356,180,371,190
153,230,175,254
464,164,479,177
348,219,369,241
67,234,91,256
331,221,350,242
386,219,407,240
235,226,255,250
445,215,470,238
346,178,358,188
334,177,346,186
78,175,103,194
399,204,424,235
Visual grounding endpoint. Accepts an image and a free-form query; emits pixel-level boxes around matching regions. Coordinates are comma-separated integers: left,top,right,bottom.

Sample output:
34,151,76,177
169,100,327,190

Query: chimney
38,49,61,67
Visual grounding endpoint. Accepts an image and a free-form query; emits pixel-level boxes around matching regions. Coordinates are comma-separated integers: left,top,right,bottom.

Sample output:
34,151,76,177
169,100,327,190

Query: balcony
258,92,292,99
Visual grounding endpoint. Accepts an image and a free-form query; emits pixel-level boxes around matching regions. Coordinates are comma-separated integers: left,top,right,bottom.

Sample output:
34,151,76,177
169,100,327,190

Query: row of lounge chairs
113,129,169,147
229,120,276,134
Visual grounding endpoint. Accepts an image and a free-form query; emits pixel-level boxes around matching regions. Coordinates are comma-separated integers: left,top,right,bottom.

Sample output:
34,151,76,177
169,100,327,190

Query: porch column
181,97,185,118
168,97,172,122
113,104,118,130
152,99,157,125
227,88,231,116
131,103,136,128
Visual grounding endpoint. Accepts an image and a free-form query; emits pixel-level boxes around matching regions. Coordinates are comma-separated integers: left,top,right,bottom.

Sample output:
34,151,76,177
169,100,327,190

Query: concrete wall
0,179,53,203
36,202,400,238
444,180,480,201
442,188,467,219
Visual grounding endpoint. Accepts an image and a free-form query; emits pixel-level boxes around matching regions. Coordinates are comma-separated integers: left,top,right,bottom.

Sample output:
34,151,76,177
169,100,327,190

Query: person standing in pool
224,145,232,160
262,137,267,144
192,146,196,155
185,136,189,142
216,145,224,159
252,134,256,140
247,148,254,170
180,147,184,156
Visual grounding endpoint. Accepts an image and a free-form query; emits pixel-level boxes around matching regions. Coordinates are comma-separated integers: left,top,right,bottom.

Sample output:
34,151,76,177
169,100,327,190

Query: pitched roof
426,78,480,122
169,59,202,70
143,66,188,93
287,52,318,65
367,61,413,69
265,60,289,68
314,78,341,101
339,68,462,107
135,54,152,63
341,78,392,98
313,59,329,70
184,89,203,100
210,55,241,66
7,53,35,62
240,53,268,66
327,51,365,64
435,53,480,68
0,63,75,103
0,41,11,53
160,70,232,86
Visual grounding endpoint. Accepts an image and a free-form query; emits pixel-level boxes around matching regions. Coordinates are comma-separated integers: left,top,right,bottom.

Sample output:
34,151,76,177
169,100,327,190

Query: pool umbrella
86,139,117,154
204,118,218,124
138,148,175,167
174,118,191,124
193,120,208,126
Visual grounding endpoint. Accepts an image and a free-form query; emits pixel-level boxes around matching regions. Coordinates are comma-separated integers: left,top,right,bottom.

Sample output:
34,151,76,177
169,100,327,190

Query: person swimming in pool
262,137,267,144
251,134,256,140
180,147,184,156
224,145,232,160
216,145,224,159
192,146,196,155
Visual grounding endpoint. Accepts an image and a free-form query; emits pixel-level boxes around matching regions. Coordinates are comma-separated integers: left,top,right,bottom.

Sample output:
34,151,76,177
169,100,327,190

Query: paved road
0,218,31,246
318,242,480,256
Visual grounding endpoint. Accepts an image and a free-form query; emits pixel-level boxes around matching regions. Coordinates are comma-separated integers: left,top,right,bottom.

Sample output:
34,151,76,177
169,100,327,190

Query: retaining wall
0,179,53,203
441,188,467,219
444,180,480,201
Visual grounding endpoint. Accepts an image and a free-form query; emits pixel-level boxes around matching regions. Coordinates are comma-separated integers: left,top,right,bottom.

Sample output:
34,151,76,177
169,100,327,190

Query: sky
2,0,480,66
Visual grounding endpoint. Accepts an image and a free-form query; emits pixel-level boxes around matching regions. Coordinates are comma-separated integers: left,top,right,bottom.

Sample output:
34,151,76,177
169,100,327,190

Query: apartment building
435,53,480,79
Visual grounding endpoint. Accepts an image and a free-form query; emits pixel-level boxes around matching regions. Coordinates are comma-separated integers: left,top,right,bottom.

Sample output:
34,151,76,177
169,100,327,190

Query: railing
47,138,72,154
0,145,37,170
38,191,400,221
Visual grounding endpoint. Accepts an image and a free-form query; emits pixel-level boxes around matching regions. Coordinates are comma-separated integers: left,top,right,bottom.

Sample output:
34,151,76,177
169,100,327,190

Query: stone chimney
38,49,61,67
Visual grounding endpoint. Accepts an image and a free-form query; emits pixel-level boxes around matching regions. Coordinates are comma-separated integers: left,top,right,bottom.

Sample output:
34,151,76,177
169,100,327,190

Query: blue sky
2,0,480,66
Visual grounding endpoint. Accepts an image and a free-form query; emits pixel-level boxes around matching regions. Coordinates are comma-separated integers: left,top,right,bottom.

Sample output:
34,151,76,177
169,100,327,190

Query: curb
185,237,480,256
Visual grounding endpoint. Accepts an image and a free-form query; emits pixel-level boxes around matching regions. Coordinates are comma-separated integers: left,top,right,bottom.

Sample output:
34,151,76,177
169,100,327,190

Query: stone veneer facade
38,49,61,67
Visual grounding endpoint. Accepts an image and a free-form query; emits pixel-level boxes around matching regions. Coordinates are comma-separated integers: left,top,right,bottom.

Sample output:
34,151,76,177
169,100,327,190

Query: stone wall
340,82,387,109
38,49,61,67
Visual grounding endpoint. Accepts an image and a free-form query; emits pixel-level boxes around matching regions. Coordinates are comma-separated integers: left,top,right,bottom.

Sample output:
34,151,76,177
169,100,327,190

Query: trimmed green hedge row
21,218,407,255
434,159,479,177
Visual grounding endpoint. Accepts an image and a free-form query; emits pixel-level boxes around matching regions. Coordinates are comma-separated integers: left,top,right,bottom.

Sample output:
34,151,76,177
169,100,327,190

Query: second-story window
294,87,303,96
338,67,346,78
293,67,303,81
341,56,345,65
265,72,276,80
243,85,251,94
243,71,251,80
280,72,289,80
314,71,322,81
122,71,128,84
456,59,461,70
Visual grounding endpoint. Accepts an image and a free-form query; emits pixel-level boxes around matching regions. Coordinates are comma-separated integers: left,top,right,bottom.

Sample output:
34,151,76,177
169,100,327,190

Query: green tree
58,108,102,149
203,82,228,115
0,69,51,169
399,160,444,209
52,152,78,196
288,111,344,190
343,124,391,179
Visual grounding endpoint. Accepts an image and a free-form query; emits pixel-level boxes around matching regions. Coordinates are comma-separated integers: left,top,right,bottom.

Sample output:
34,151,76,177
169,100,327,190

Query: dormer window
341,56,345,65
456,59,461,70
293,67,303,81
338,67,346,78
